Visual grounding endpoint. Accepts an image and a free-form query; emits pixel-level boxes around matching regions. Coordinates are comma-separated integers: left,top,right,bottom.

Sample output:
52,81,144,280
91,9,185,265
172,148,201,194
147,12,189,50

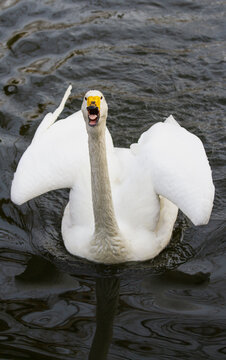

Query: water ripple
0,0,225,359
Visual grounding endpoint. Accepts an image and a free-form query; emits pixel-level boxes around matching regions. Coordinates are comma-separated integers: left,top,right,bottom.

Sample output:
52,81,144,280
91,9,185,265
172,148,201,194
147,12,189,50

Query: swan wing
134,115,214,225
11,86,90,205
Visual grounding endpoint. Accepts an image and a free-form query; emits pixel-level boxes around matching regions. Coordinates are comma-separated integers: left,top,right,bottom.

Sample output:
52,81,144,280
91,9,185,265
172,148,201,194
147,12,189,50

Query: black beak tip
87,105,98,111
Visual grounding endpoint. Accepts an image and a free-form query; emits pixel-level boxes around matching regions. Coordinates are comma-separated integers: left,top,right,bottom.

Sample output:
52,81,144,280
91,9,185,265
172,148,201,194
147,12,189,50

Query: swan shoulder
133,115,214,225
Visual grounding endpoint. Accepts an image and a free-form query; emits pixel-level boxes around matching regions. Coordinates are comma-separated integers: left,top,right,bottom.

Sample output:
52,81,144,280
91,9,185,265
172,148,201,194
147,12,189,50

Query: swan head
81,90,108,133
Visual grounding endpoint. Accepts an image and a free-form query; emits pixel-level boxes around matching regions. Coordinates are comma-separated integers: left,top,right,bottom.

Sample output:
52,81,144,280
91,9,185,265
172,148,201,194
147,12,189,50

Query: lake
0,0,225,359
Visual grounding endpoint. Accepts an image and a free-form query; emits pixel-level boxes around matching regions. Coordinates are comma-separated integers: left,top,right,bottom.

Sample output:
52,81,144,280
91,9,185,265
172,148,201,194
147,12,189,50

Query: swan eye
85,97,87,101
101,96,103,100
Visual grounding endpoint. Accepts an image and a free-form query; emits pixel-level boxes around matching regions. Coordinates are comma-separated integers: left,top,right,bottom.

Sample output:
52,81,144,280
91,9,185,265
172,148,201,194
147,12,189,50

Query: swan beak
87,96,101,110
87,96,101,127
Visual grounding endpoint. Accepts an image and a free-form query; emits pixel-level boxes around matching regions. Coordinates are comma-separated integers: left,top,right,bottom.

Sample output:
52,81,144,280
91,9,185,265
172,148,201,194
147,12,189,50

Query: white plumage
11,86,214,263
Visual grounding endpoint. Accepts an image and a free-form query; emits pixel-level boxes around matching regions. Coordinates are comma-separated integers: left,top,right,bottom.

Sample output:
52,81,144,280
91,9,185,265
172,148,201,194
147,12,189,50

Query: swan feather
135,118,214,225
11,86,214,263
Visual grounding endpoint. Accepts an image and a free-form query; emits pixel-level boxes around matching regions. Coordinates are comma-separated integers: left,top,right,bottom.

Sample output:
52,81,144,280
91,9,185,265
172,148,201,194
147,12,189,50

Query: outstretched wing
11,86,90,205
133,115,214,225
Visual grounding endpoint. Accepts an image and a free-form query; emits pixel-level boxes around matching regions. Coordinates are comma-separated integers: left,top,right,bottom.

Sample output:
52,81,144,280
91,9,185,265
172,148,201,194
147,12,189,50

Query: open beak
87,96,101,127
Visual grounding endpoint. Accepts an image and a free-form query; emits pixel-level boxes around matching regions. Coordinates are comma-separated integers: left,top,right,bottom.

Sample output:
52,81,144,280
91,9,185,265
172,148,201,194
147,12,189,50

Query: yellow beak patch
87,96,101,110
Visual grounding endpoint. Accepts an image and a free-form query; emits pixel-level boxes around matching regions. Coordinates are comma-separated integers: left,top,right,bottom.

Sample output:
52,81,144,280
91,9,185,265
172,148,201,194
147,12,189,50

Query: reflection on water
89,277,119,360
0,0,226,359
1,254,225,359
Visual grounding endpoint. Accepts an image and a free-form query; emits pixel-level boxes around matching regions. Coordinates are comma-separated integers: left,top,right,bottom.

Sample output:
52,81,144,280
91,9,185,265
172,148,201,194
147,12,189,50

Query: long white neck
88,127,120,238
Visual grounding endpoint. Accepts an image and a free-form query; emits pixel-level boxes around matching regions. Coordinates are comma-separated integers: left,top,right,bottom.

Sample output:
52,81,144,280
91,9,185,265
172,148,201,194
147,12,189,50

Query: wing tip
192,215,210,226
189,198,214,226
10,190,25,206
11,174,29,206
164,115,180,126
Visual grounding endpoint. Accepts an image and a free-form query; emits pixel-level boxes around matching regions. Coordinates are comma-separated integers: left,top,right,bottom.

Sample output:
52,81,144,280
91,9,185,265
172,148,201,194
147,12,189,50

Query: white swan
11,85,214,264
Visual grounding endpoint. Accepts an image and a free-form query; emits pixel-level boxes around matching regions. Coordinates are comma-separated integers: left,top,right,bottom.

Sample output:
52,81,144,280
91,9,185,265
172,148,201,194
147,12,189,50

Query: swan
11,85,214,264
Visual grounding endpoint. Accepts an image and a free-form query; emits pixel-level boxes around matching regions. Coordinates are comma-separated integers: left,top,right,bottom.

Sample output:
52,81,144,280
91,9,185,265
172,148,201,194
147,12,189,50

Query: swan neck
88,128,120,236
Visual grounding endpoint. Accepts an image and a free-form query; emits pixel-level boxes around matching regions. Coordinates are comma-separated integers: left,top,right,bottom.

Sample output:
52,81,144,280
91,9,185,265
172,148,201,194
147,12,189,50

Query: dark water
0,0,226,359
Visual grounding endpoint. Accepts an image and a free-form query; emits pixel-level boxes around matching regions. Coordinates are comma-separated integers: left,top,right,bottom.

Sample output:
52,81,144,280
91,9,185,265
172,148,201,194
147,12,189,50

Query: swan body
11,86,214,263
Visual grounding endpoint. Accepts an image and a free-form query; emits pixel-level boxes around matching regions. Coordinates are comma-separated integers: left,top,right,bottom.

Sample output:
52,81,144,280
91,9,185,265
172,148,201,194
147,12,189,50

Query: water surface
0,0,226,359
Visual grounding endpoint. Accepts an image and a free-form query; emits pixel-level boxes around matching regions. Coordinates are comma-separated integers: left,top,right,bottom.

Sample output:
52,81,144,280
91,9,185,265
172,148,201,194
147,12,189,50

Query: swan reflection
89,276,120,359
15,255,119,359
